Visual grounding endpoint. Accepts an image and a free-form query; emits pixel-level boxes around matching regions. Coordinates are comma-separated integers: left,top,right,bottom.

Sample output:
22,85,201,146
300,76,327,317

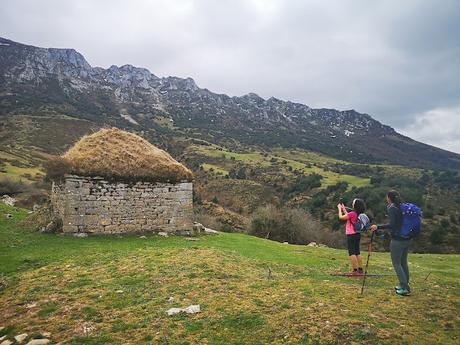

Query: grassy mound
0,204,459,344
63,128,193,183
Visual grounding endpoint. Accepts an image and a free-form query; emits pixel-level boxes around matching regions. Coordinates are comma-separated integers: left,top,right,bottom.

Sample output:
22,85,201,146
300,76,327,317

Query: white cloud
399,107,460,154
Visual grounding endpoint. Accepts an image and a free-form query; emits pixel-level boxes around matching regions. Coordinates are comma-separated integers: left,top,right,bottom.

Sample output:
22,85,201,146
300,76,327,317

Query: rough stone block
63,225,79,233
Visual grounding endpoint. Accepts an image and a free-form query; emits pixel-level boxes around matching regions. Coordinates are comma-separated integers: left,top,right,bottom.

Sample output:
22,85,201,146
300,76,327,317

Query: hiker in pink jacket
338,198,366,274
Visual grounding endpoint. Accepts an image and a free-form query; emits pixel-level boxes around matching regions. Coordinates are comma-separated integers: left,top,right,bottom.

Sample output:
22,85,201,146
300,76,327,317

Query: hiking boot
358,268,364,274
394,285,411,292
395,288,411,296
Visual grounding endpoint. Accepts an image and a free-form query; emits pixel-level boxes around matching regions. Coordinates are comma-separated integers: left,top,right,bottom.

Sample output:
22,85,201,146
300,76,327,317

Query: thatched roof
63,128,193,183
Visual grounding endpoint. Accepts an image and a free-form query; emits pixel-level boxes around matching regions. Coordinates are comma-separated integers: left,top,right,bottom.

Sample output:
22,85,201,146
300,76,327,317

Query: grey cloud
1,0,459,151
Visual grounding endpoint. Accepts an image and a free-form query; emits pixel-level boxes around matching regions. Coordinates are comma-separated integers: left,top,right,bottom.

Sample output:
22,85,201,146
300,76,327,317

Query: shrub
440,219,450,228
249,204,341,247
430,229,445,245
423,209,434,219
0,177,30,195
193,191,203,205
43,156,72,182
194,212,220,230
285,173,322,195
193,212,232,232
229,167,247,179
221,223,235,233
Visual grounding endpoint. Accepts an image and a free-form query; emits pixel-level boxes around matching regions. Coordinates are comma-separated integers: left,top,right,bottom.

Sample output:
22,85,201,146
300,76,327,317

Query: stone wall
51,175,193,234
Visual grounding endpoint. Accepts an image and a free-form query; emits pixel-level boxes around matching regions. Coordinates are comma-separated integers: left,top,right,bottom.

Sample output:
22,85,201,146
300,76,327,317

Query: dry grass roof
63,128,193,183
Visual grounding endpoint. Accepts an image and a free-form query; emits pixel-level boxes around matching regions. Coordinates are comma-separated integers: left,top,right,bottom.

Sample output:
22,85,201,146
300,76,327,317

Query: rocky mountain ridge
1,36,459,170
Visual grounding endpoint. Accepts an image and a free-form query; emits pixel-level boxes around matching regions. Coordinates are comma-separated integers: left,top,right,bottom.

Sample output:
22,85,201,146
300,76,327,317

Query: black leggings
347,233,361,256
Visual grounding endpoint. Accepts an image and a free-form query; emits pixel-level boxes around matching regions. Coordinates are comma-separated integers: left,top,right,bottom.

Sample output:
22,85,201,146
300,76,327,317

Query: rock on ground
1,195,16,206
184,305,201,313
192,222,205,233
204,228,218,234
26,340,50,345
166,307,182,316
167,304,201,315
14,333,28,343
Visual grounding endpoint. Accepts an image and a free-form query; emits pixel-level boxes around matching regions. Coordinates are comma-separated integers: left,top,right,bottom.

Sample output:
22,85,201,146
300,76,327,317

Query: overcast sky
1,0,459,153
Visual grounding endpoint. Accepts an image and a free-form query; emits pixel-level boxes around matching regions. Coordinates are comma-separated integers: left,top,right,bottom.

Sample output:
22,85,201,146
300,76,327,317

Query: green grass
191,144,371,189
201,163,229,176
1,204,459,344
0,163,44,183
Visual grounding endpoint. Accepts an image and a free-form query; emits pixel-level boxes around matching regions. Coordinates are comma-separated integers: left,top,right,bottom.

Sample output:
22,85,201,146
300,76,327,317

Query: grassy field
201,163,229,176
0,162,44,183
190,145,371,189
1,204,459,345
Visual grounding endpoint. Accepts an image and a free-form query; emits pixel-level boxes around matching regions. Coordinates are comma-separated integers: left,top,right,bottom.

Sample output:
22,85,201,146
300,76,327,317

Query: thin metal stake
361,231,375,295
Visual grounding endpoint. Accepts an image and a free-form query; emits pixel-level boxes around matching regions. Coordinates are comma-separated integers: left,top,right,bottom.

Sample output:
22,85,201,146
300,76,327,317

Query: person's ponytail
387,190,401,206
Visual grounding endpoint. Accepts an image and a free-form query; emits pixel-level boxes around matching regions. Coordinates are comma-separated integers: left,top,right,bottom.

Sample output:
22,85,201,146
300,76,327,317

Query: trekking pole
361,231,375,295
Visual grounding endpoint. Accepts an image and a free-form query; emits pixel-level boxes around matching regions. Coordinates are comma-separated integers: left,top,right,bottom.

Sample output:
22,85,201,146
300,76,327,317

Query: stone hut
51,128,194,235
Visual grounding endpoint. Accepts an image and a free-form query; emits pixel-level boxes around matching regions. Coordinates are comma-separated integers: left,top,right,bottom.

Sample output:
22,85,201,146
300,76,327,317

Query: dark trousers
390,239,412,290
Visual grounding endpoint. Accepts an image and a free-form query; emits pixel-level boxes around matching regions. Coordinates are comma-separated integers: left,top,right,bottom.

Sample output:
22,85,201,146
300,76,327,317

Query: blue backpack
399,203,422,238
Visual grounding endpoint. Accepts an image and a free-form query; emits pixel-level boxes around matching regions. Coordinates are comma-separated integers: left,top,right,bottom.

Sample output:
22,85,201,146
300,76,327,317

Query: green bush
221,223,235,233
440,219,450,228
285,173,322,195
423,209,434,219
430,229,445,245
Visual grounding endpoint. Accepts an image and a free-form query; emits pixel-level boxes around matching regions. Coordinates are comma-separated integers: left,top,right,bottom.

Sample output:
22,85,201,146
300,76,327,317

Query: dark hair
353,198,366,215
387,190,401,206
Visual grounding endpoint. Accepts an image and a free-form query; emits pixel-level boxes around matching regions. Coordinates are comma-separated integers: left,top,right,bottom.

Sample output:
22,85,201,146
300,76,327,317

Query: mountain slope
1,36,459,170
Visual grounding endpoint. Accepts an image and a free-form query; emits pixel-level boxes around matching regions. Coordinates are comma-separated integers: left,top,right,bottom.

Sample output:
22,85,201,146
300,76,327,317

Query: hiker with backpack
370,190,421,296
337,198,369,274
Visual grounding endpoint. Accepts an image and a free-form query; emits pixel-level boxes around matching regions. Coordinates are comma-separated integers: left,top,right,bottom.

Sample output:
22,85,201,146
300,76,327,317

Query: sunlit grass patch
191,144,371,189
201,163,229,176
0,162,43,183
